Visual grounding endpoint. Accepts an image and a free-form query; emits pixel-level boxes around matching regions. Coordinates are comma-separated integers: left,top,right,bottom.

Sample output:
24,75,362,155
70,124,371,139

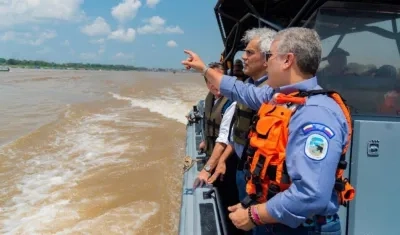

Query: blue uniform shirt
220,75,349,228
229,75,268,158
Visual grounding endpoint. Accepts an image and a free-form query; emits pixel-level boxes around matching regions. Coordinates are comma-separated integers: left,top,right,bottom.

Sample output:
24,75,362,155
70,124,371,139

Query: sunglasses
265,51,274,61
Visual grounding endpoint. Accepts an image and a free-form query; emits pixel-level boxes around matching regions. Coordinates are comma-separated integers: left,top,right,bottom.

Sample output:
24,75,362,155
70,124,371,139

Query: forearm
204,67,224,90
206,142,226,168
218,75,273,111
218,144,233,163
263,188,331,228
256,203,279,224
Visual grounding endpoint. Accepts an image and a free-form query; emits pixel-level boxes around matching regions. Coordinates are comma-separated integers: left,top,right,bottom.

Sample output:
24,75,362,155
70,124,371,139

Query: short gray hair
242,27,277,53
274,27,321,75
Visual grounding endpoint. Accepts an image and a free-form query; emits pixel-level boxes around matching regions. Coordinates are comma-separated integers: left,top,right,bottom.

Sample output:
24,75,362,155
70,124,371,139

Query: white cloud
0,0,85,28
80,43,105,60
146,0,160,8
108,28,136,42
90,38,105,44
81,17,111,36
36,47,52,54
111,0,142,23
80,52,97,60
166,40,177,47
113,52,134,59
98,45,105,54
61,40,70,46
0,30,57,46
137,16,184,34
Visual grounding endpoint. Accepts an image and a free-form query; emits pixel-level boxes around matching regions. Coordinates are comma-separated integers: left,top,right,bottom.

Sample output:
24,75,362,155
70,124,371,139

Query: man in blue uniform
181,27,347,234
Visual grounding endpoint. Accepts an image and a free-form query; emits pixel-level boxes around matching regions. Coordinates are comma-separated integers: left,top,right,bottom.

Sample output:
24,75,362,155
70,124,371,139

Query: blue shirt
229,75,268,158
220,75,349,228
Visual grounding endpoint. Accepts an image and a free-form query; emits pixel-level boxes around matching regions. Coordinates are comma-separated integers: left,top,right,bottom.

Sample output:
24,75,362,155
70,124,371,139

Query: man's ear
282,53,295,70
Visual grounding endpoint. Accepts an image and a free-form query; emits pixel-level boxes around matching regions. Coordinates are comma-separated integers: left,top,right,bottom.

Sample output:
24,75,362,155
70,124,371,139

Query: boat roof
215,0,400,57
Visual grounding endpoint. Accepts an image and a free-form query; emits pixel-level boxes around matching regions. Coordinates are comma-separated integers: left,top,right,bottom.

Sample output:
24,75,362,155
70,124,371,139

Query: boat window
313,7,400,116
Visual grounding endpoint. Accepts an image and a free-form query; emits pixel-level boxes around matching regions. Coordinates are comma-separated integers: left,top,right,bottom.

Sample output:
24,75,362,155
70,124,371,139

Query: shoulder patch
302,123,335,139
304,133,328,161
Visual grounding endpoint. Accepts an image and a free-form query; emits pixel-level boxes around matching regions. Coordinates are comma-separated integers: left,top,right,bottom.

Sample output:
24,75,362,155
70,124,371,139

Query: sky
0,0,224,68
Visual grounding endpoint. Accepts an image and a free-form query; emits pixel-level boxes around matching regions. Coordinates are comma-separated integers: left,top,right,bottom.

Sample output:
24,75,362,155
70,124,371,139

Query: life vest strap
267,183,281,200
206,119,220,129
233,128,248,141
237,143,252,171
236,108,255,119
266,162,290,184
246,146,256,156
253,154,266,176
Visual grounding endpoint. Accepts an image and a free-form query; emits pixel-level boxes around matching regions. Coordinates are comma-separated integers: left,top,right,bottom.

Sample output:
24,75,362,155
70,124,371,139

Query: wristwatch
204,164,211,173
202,66,209,76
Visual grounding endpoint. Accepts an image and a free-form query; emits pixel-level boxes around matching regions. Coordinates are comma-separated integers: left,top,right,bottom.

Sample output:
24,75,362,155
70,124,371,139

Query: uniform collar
248,75,268,86
275,76,318,94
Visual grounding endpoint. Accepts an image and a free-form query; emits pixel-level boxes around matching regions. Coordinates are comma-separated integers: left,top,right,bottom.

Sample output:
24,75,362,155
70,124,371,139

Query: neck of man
289,69,314,85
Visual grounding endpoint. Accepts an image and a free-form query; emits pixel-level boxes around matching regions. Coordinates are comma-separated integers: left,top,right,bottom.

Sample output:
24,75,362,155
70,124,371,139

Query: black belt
302,214,338,227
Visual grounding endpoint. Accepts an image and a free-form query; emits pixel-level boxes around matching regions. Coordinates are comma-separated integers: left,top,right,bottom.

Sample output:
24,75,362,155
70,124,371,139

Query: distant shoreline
2,65,192,73
0,58,188,72
0,64,194,74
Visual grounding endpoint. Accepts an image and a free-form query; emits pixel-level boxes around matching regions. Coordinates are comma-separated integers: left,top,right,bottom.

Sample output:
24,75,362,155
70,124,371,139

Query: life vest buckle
298,91,311,97
252,175,261,185
338,160,347,170
335,177,355,206
249,115,260,131
240,195,256,209
334,179,345,192
246,147,256,157
244,170,251,181
267,183,280,200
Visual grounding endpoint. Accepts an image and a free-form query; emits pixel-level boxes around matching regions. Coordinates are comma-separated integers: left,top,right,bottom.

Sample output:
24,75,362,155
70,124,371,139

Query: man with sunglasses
182,27,348,235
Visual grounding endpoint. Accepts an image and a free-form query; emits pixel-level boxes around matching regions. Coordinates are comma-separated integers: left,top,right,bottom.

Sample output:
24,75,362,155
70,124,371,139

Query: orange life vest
240,90,355,208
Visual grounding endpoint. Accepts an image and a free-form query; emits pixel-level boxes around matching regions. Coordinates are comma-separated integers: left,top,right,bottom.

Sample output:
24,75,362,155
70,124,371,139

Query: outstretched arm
219,75,274,110
181,50,274,110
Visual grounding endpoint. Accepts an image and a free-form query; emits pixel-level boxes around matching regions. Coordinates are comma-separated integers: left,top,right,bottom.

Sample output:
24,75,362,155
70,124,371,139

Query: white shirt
214,97,237,145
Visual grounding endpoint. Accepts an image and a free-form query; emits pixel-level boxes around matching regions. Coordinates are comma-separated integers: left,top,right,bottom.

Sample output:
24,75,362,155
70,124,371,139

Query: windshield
313,6,400,116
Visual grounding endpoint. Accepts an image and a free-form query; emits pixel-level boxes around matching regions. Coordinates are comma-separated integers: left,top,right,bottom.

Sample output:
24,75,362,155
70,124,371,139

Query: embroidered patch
302,123,335,139
304,134,328,161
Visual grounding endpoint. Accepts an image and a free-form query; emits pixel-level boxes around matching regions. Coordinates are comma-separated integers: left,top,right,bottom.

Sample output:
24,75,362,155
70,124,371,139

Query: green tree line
0,57,163,71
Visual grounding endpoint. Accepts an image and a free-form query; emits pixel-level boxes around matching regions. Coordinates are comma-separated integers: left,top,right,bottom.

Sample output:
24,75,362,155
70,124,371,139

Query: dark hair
208,62,225,71
234,59,243,65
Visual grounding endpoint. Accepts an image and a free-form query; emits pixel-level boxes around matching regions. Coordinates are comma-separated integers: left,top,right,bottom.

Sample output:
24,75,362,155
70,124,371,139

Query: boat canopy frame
214,0,400,72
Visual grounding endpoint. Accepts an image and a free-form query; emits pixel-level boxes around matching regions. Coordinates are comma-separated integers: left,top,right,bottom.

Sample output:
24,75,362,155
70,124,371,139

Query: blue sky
0,0,224,68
